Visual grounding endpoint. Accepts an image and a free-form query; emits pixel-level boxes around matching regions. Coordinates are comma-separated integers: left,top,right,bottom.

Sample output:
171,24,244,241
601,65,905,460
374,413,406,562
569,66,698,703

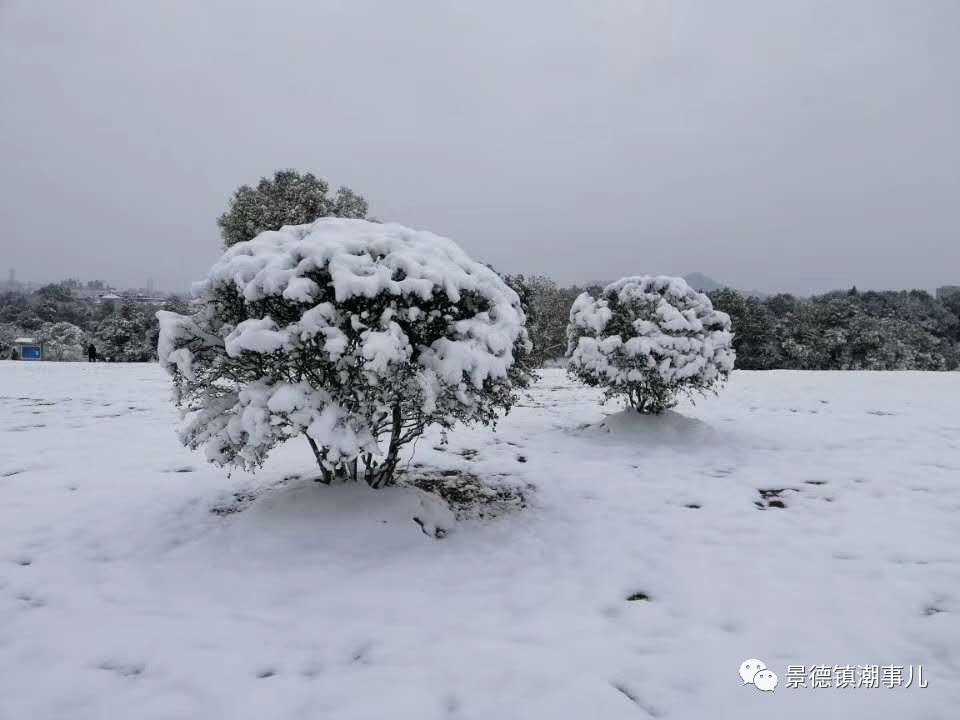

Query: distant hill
683,273,723,292
683,273,768,298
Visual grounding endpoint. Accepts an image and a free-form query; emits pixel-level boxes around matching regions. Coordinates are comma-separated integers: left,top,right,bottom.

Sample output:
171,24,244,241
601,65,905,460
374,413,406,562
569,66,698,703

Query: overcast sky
1,0,957,295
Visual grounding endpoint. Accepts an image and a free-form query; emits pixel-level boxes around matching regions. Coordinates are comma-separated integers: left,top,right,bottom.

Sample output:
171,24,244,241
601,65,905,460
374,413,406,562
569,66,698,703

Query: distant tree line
0,283,189,361
504,277,960,371
2,168,371,363
707,287,960,371
4,277,958,370
6,165,958,371
214,168,960,372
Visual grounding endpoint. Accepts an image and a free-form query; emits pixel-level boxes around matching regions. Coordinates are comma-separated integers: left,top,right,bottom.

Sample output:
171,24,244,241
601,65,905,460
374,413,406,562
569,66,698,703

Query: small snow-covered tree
94,301,156,362
504,274,579,366
566,276,734,413
0,323,26,358
158,218,531,487
217,169,369,247
38,322,88,361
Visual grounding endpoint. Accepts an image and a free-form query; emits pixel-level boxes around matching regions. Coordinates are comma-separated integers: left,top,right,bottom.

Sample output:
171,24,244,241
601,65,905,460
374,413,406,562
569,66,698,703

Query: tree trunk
370,403,403,489
305,434,333,484
312,433,333,485
307,405,405,489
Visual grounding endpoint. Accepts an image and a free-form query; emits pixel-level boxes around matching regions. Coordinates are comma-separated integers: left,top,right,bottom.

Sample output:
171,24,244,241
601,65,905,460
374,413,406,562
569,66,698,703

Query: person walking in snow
87,343,98,362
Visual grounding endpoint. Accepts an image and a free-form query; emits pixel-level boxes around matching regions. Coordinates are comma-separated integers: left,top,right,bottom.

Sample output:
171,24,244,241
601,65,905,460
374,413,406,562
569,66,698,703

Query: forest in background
0,284,188,361
510,276,960,371
2,277,959,370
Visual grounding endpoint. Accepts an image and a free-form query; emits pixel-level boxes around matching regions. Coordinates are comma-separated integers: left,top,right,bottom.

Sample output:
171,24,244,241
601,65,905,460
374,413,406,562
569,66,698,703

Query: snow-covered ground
1,363,958,720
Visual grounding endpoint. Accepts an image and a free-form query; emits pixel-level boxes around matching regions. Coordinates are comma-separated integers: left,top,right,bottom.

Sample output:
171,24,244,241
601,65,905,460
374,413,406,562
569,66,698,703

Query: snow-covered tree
161,295,192,315
0,323,26,359
504,274,582,366
94,301,156,361
567,276,735,413
708,288,781,370
38,322,88,361
217,169,369,247
158,218,531,487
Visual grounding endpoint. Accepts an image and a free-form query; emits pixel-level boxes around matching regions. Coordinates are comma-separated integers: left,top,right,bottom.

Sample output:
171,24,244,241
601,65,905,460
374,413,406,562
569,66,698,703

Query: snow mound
587,409,720,447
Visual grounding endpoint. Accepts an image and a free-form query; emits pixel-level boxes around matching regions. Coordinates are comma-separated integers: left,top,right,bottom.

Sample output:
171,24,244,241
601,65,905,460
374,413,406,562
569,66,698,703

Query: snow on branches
158,218,531,486
566,275,734,413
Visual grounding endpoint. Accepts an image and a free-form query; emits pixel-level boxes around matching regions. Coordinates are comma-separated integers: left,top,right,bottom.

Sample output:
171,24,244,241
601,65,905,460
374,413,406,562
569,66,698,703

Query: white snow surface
1,362,958,719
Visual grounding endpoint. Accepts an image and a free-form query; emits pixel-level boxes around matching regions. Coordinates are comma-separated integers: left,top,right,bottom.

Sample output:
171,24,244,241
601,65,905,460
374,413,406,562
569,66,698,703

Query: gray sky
1,0,957,295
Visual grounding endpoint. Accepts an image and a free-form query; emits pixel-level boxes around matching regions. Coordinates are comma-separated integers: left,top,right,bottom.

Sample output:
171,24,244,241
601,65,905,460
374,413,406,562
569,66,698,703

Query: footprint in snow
706,467,734,478
351,644,372,664
7,424,46,432
756,488,793,509
16,592,45,608
612,683,661,716
210,491,258,516
833,552,859,561
300,660,324,678
98,661,145,677
720,620,741,634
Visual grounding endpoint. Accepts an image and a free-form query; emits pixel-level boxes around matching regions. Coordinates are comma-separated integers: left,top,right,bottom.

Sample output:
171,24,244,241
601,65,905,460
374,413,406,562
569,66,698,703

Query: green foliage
485,275,960,372
708,287,959,370
501,274,586,367
708,288,781,369
217,169,369,247
94,301,156,362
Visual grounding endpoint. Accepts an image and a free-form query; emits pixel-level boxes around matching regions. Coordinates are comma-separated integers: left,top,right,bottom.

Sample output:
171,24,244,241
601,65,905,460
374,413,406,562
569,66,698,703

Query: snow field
0,363,958,719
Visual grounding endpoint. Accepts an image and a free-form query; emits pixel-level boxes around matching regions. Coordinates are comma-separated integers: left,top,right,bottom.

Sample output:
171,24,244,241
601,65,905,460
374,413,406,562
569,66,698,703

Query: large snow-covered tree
217,169,369,247
158,218,531,487
566,276,735,413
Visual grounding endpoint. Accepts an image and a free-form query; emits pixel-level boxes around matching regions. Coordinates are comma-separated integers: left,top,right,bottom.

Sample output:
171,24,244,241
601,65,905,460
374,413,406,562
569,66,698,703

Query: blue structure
14,338,43,361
